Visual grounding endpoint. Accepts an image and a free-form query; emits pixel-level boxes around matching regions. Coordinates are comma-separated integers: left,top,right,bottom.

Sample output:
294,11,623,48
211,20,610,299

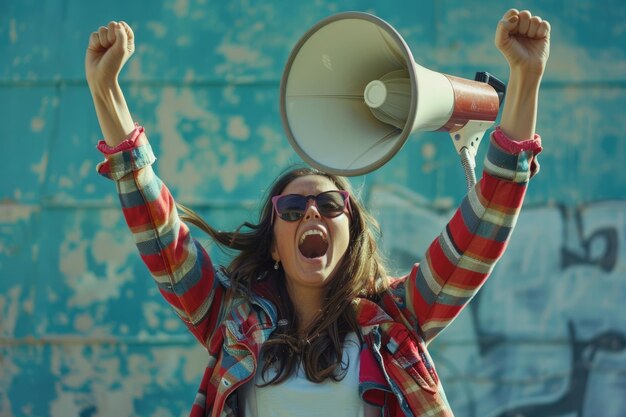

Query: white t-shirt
239,332,380,417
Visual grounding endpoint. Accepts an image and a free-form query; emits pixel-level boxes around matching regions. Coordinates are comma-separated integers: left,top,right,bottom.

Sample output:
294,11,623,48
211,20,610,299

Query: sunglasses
271,190,352,223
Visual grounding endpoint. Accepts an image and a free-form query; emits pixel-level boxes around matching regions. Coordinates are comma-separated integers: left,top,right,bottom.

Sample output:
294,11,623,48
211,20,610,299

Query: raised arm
496,9,551,141
86,22,226,346
85,21,136,146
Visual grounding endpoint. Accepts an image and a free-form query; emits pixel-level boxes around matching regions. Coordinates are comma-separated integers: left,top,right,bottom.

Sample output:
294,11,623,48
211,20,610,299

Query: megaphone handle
459,147,477,190
449,120,493,190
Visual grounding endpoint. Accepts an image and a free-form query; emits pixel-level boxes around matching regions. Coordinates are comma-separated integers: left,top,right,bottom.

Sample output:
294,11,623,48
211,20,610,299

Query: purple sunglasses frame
271,190,352,223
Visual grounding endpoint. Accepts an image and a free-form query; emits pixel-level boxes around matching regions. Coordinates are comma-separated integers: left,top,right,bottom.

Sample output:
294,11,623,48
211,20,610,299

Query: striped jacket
97,125,541,417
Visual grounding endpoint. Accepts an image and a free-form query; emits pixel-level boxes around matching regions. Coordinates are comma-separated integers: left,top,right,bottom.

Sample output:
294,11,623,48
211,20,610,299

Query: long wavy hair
178,166,388,384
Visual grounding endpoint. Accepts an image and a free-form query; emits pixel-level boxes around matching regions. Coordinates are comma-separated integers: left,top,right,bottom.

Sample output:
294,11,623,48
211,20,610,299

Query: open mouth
298,229,329,259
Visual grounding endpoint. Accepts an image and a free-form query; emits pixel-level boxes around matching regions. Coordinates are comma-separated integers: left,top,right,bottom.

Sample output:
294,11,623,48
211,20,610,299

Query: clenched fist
495,9,551,78
85,21,135,87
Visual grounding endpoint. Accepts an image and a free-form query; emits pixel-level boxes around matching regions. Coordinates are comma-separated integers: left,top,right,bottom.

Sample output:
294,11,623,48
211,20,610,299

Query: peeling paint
0,204,38,223
226,115,250,141
9,19,17,43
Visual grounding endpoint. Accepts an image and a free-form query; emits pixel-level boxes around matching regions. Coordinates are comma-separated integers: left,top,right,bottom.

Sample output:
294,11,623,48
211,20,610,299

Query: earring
274,260,280,270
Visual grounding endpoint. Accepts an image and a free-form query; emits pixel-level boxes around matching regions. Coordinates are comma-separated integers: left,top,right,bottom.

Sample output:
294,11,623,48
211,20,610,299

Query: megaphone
280,12,506,185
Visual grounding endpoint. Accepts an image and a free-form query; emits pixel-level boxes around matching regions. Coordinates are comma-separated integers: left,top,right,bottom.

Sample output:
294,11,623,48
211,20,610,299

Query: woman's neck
286,282,324,333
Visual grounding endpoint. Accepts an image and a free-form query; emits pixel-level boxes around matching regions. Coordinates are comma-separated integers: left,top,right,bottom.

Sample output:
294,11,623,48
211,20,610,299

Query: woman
86,8,550,417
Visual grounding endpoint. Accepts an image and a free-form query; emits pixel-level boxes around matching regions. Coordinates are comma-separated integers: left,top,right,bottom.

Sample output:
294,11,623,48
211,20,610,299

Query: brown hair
178,166,388,384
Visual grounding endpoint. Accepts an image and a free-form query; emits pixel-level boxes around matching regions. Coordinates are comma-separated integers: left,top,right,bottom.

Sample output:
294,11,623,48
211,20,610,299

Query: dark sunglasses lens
275,192,347,221
276,195,307,221
316,191,346,217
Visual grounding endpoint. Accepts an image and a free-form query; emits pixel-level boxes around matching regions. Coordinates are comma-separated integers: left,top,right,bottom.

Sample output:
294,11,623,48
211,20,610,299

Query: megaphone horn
280,12,506,185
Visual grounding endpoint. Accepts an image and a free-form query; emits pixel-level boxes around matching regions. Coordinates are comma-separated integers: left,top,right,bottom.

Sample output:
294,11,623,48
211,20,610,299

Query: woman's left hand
495,9,551,78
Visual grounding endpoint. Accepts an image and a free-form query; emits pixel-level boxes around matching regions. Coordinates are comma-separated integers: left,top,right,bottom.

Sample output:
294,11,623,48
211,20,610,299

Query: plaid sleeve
402,127,542,344
96,125,226,347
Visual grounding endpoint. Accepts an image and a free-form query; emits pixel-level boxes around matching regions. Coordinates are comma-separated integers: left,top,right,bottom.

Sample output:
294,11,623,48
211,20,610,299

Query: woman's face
271,175,351,292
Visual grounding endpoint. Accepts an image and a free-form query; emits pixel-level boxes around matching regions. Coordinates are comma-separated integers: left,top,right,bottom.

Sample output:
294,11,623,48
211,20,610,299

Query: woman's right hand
85,21,135,88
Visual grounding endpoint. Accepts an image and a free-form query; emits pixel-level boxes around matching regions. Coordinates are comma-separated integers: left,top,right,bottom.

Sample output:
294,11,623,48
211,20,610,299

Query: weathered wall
1,0,625,416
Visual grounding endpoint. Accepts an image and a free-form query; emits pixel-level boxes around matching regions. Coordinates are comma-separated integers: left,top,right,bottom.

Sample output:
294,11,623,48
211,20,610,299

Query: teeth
299,229,326,245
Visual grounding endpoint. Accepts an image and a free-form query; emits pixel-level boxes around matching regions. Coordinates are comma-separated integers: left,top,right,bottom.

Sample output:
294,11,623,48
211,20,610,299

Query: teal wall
1,1,625,416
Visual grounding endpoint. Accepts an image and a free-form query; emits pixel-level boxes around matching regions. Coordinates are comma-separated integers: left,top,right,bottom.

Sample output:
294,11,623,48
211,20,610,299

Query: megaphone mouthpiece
363,80,387,109
364,70,411,129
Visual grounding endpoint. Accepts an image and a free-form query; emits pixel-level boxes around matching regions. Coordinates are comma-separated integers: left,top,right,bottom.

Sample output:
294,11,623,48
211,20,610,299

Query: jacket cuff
492,127,542,154
483,127,542,183
96,123,144,155
95,124,156,181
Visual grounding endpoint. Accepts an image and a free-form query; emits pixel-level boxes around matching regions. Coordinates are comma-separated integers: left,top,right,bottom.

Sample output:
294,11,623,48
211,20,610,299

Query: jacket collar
217,268,279,328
